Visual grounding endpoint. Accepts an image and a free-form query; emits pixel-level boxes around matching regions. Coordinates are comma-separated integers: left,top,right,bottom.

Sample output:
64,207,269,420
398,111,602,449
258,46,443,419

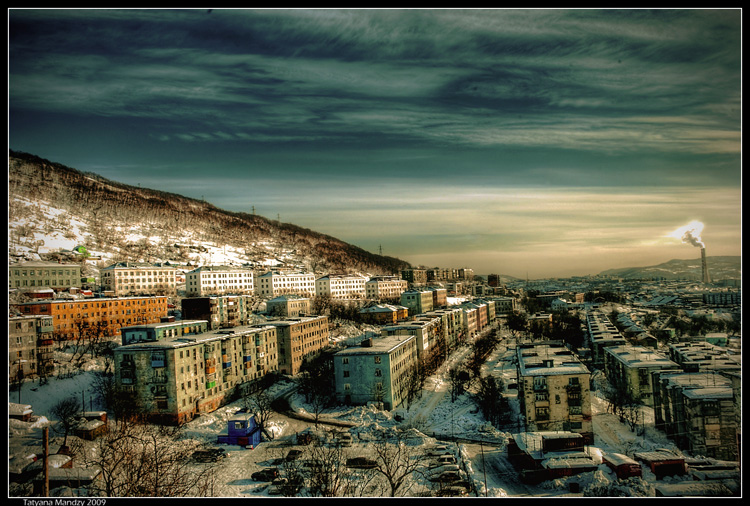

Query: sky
8,8,742,278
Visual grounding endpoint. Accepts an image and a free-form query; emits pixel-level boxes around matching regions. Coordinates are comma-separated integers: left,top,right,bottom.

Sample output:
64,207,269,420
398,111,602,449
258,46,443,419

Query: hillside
8,150,411,275
598,256,741,281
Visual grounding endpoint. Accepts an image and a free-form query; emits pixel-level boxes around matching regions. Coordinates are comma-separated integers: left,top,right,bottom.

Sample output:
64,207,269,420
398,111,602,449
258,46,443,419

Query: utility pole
42,426,49,496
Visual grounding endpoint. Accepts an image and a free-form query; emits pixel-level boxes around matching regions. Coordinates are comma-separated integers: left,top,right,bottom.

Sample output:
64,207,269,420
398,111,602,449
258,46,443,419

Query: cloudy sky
9,8,742,278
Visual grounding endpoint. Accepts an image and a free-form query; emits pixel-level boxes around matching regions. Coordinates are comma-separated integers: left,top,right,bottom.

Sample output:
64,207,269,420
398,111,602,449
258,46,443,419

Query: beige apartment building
265,315,330,375
316,274,369,299
100,262,177,296
185,265,254,296
9,315,55,381
365,276,408,302
516,343,593,443
604,345,680,407
9,261,82,291
114,324,279,425
255,271,316,298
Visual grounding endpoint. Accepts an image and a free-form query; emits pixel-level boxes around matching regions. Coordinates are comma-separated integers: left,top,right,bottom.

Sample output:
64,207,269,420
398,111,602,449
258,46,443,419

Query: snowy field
9,326,706,498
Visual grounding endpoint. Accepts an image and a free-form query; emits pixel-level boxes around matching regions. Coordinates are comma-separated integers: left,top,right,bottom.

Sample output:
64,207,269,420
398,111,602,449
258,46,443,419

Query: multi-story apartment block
667,342,741,373
359,304,409,325
461,304,479,338
604,345,680,407
586,311,627,369
120,319,209,345
457,268,474,281
365,276,408,302
426,267,458,282
381,315,442,360
652,370,738,461
702,291,741,306
491,296,518,315
333,334,419,410
185,265,254,296
316,274,369,299
114,324,279,424
422,307,467,351
516,343,593,443
13,296,168,340
181,295,254,330
265,316,330,376
255,271,316,298
400,289,434,315
100,262,177,296
9,261,82,291
266,295,312,318
460,301,489,333
9,315,54,381
401,268,427,285
425,287,448,309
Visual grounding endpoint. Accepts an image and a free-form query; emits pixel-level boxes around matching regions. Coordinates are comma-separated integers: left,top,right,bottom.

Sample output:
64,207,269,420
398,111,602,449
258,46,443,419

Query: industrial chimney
701,247,711,284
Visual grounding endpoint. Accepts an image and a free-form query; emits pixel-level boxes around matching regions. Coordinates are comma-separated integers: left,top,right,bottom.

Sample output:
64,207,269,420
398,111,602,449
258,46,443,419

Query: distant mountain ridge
8,150,411,275
598,256,741,281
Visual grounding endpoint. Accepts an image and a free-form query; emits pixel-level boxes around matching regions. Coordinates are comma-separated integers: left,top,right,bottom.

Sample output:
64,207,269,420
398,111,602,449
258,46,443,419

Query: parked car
192,448,226,463
429,470,463,483
426,445,450,457
434,455,457,466
285,449,303,461
346,457,378,469
251,468,278,481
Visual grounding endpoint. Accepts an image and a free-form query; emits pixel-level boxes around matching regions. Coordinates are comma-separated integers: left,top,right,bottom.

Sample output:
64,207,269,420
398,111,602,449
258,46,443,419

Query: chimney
701,247,711,284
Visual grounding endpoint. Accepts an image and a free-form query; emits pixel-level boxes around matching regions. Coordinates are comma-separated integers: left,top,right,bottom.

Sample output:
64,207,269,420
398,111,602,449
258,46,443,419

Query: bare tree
243,387,275,440
50,396,81,448
81,421,217,497
371,429,430,497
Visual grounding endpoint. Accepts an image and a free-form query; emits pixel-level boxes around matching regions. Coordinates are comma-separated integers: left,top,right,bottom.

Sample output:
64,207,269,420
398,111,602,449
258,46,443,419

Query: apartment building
100,262,177,296
266,295,312,318
460,301,489,333
381,315,442,360
359,304,409,325
652,370,738,461
461,304,479,338
603,345,680,407
666,342,741,373
120,319,209,345
426,267,458,282
255,271,316,298
185,265,254,296
181,295,253,330
365,276,408,302
516,344,593,443
491,297,518,315
265,316,330,375
421,307,467,351
586,311,627,369
9,315,54,381
400,289,434,315
426,287,448,309
333,334,419,410
401,268,427,285
13,296,168,340
114,324,279,424
9,261,82,291
316,274,369,299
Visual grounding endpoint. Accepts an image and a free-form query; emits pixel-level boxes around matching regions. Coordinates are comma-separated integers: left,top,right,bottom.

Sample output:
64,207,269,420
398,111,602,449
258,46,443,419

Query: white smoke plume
667,220,705,248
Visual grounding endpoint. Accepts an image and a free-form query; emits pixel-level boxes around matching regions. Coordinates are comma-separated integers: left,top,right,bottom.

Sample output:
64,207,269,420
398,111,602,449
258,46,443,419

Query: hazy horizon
9,9,741,278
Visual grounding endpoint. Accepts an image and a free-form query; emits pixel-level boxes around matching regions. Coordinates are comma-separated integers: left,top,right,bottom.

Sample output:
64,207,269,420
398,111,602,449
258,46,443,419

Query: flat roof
335,334,416,355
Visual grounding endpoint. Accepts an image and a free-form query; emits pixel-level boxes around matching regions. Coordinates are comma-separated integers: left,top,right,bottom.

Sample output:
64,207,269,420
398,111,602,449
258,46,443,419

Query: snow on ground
9,323,707,498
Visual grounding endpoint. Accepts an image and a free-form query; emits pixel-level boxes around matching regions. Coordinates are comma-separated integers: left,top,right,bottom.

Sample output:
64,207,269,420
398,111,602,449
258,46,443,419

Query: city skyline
8,8,742,278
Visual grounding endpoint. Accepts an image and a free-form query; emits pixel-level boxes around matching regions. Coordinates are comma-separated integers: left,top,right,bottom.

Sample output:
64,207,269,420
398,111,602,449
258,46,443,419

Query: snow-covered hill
9,150,410,276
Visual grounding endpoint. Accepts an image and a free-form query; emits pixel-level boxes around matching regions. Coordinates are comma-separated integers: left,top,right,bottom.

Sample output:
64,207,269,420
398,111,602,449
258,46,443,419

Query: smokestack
701,247,711,284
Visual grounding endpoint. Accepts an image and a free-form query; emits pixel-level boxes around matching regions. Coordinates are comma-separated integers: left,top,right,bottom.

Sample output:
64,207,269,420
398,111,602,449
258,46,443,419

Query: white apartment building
100,262,177,296
316,274,369,299
255,271,316,298
365,276,408,301
185,266,254,296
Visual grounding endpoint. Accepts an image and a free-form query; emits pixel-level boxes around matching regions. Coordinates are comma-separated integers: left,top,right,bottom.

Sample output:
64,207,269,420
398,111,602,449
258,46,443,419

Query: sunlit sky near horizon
8,8,741,278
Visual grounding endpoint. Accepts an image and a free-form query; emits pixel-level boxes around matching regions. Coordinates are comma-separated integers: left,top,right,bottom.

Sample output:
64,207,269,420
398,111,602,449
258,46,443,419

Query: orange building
13,296,168,340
